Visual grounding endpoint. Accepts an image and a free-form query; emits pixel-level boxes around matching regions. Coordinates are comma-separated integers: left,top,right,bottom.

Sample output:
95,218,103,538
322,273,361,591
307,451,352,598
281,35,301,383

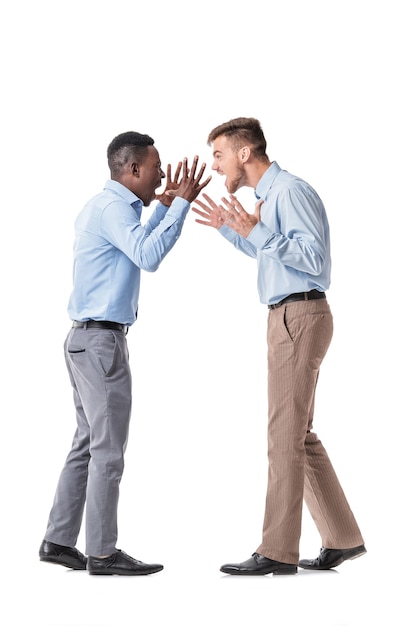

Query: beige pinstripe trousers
256,298,364,565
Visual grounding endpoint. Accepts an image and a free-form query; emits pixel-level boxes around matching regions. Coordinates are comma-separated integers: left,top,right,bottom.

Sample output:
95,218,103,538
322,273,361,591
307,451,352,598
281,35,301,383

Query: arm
103,157,211,272
214,189,328,276
101,198,188,272
247,186,328,275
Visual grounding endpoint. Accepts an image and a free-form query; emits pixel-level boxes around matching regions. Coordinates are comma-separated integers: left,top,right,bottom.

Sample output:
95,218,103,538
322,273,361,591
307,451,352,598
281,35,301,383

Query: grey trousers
44,326,132,556
256,299,364,564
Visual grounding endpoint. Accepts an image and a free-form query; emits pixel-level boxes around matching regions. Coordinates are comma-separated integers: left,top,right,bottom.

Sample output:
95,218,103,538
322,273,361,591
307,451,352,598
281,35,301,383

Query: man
39,131,210,576
193,117,366,575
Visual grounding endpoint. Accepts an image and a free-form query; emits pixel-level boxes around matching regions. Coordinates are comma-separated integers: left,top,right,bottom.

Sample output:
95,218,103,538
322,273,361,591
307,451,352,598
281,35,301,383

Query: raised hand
192,193,225,229
156,157,211,206
155,161,183,207
217,195,263,237
174,156,211,203
193,193,263,236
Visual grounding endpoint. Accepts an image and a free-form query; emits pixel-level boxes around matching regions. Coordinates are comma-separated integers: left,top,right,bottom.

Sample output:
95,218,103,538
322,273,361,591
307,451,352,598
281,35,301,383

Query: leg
303,432,364,549
301,429,367,569
256,299,334,564
44,332,91,547
46,327,132,556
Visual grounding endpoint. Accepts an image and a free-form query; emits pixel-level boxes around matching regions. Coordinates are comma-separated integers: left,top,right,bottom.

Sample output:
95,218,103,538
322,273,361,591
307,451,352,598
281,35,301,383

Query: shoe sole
39,555,86,570
220,567,298,576
88,567,163,576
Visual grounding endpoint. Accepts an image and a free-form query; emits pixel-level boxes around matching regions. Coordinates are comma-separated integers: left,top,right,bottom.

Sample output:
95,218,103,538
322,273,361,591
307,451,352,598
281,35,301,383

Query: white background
1,1,415,624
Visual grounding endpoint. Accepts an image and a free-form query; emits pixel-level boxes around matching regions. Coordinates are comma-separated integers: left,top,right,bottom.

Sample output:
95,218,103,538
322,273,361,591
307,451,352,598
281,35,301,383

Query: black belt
268,289,326,309
72,320,128,334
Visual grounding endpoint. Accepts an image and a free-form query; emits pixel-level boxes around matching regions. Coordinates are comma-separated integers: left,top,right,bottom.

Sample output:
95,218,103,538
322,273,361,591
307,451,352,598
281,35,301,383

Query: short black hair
107,131,155,177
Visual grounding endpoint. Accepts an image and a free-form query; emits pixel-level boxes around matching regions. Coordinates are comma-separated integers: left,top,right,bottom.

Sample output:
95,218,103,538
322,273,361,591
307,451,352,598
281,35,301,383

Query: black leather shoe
220,552,297,576
39,540,87,570
87,549,163,576
299,544,367,570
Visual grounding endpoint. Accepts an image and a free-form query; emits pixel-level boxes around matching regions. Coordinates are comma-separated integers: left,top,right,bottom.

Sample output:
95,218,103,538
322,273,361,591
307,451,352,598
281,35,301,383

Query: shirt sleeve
246,185,328,276
143,202,169,233
100,197,190,272
218,225,258,258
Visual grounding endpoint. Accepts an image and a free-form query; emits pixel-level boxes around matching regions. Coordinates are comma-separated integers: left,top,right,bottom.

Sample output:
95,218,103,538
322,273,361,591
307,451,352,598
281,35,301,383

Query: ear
239,146,250,164
131,162,140,177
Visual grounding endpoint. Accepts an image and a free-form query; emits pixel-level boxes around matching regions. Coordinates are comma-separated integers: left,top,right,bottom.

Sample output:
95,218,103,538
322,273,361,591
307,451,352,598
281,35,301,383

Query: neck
246,160,271,189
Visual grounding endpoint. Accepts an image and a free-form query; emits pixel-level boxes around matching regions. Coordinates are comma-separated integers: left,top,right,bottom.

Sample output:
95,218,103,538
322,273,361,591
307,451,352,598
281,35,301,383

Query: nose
160,168,166,179
211,160,219,172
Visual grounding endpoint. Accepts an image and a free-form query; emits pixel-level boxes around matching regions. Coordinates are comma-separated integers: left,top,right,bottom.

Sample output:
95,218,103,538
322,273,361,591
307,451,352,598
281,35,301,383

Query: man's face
211,135,246,194
134,146,165,206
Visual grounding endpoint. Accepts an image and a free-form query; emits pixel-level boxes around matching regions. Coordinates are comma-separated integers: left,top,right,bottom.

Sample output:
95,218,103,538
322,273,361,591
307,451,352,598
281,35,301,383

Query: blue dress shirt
219,162,331,305
68,179,190,325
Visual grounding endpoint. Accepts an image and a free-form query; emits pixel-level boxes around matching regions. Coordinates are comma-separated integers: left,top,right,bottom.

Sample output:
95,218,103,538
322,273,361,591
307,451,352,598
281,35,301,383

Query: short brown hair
208,117,268,161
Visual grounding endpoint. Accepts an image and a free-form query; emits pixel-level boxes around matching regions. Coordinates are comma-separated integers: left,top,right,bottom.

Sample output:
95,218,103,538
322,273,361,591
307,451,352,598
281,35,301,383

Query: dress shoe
220,552,297,576
299,544,367,570
39,540,87,570
87,549,163,576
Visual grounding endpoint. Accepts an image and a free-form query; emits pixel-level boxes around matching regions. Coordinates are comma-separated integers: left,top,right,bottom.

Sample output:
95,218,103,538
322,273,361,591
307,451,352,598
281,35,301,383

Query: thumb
255,199,264,220
156,190,176,200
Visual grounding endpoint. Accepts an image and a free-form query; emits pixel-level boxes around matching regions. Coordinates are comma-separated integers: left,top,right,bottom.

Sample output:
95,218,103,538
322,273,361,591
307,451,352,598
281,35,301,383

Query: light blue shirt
68,179,190,325
219,162,331,305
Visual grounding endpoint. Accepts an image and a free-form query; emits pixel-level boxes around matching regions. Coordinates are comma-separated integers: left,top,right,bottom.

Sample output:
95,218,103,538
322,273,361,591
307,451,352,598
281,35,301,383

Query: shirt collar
104,179,143,210
254,161,282,201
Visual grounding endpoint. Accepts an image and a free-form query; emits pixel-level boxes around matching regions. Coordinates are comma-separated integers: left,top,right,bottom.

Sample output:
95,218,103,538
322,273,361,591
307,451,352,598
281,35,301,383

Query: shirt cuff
246,221,272,249
166,196,190,219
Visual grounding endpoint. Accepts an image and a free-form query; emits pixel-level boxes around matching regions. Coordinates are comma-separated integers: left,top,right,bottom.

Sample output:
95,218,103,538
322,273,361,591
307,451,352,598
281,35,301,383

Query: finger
218,200,241,223
193,198,212,212
192,207,207,218
221,197,241,217
221,196,236,210
165,163,172,182
193,161,207,185
226,195,247,214
188,155,199,179
173,161,182,183
194,218,214,227
195,174,211,191
218,206,234,223
200,192,219,210
180,157,188,182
